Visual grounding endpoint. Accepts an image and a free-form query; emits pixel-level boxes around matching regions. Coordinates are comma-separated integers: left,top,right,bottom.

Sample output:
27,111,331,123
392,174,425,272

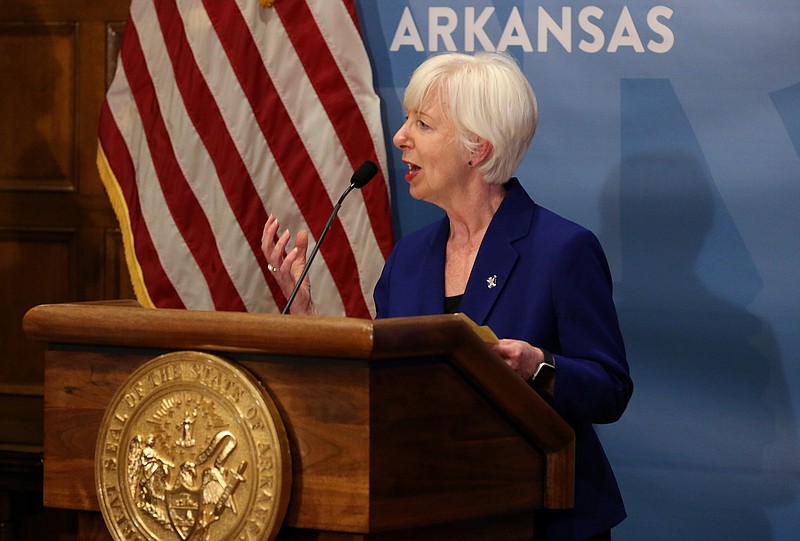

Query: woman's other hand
492,338,553,394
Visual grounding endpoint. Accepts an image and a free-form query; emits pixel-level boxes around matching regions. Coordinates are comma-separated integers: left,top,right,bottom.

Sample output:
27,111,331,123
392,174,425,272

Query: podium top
24,300,494,360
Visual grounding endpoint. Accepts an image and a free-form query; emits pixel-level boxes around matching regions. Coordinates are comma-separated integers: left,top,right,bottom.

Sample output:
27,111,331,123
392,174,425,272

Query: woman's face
393,95,469,208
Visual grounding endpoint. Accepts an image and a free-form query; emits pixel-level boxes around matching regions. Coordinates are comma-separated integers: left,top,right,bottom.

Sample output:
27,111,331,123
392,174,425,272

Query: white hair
403,52,538,185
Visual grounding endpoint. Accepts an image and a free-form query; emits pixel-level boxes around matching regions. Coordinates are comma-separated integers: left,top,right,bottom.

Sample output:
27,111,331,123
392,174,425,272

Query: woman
262,52,632,541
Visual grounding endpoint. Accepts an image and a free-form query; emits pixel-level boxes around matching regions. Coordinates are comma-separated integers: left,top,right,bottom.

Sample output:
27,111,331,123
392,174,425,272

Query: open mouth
408,163,421,172
404,160,421,181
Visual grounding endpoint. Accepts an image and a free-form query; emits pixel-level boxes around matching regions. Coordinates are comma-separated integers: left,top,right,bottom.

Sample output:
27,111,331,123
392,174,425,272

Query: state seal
96,351,291,541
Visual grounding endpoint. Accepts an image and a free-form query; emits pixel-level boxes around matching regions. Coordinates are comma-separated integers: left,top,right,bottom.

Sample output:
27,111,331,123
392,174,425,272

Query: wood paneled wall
1,0,131,537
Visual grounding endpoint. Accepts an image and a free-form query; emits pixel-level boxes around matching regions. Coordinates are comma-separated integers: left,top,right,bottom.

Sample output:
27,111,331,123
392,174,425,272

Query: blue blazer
374,178,633,540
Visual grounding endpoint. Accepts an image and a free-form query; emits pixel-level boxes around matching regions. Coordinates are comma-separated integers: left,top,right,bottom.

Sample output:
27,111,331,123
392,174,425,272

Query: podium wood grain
26,302,574,539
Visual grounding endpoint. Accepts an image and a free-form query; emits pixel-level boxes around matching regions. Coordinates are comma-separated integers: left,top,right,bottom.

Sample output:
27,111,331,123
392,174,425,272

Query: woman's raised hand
261,215,315,315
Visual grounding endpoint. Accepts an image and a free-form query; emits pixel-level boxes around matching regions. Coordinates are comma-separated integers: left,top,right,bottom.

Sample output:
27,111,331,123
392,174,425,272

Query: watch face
533,362,555,387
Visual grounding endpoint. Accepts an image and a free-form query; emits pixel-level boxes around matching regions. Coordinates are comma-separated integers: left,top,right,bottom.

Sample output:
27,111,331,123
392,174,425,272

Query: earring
468,160,473,167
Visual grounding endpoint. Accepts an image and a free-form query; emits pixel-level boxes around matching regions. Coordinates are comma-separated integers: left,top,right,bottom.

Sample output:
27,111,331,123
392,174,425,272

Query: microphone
282,160,379,314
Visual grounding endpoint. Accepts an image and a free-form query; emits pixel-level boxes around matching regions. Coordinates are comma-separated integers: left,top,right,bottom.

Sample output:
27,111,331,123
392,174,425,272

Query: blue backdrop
356,1,800,539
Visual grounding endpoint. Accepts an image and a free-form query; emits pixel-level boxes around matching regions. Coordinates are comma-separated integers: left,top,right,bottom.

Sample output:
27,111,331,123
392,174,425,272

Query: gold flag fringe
96,144,156,309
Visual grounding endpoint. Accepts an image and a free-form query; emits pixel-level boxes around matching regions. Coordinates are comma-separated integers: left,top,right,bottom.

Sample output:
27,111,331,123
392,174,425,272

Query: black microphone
282,160,379,314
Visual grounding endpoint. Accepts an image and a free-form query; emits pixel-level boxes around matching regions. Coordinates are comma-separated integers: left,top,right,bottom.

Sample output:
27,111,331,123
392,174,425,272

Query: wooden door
0,0,131,536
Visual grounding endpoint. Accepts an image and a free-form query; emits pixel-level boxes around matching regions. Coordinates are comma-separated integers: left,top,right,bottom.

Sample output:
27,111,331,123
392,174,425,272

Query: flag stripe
154,0,288,312
308,1,390,177
106,53,217,310
232,0,385,317
132,1,259,310
124,2,266,310
205,0,352,313
174,0,341,315
122,19,246,311
98,100,186,309
238,0,385,297
203,0,371,316
276,0,394,259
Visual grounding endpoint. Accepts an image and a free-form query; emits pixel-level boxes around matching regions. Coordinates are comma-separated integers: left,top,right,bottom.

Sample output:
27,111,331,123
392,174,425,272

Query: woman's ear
469,139,493,167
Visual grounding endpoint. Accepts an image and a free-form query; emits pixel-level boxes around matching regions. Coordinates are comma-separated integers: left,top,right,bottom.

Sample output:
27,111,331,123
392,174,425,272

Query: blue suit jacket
374,179,632,540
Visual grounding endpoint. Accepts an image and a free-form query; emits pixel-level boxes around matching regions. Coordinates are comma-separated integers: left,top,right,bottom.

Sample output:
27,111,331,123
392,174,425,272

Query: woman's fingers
261,216,316,315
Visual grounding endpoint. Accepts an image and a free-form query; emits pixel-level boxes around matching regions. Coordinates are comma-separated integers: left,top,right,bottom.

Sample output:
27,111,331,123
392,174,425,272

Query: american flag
97,0,393,317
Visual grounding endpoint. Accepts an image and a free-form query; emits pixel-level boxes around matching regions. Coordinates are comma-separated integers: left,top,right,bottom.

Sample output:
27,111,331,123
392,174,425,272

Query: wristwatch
530,349,555,389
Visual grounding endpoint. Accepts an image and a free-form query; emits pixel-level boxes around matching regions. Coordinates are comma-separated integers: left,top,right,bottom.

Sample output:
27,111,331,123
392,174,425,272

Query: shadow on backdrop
600,151,800,540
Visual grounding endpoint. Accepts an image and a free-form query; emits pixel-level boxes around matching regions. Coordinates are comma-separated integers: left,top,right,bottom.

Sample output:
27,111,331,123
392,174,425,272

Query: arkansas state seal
95,351,291,541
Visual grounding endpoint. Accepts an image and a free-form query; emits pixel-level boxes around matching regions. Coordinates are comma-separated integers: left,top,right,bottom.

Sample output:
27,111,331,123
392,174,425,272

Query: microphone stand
281,183,357,314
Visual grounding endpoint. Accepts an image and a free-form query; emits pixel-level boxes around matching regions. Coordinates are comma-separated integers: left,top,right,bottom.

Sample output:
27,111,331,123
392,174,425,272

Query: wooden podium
23,301,574,541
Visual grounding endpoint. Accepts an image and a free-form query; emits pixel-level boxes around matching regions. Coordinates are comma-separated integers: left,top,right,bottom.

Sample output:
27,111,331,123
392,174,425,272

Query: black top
444,294,463,314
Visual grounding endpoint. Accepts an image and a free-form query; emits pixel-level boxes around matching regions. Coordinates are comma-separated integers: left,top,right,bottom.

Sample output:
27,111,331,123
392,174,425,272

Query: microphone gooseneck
281,160,379,314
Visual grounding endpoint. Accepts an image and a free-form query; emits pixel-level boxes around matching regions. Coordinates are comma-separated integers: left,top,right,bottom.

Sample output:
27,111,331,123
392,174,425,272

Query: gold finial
259,0,276,7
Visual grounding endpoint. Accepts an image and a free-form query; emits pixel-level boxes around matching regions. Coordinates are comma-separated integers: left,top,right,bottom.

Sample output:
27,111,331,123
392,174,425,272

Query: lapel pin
486,274,497,289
